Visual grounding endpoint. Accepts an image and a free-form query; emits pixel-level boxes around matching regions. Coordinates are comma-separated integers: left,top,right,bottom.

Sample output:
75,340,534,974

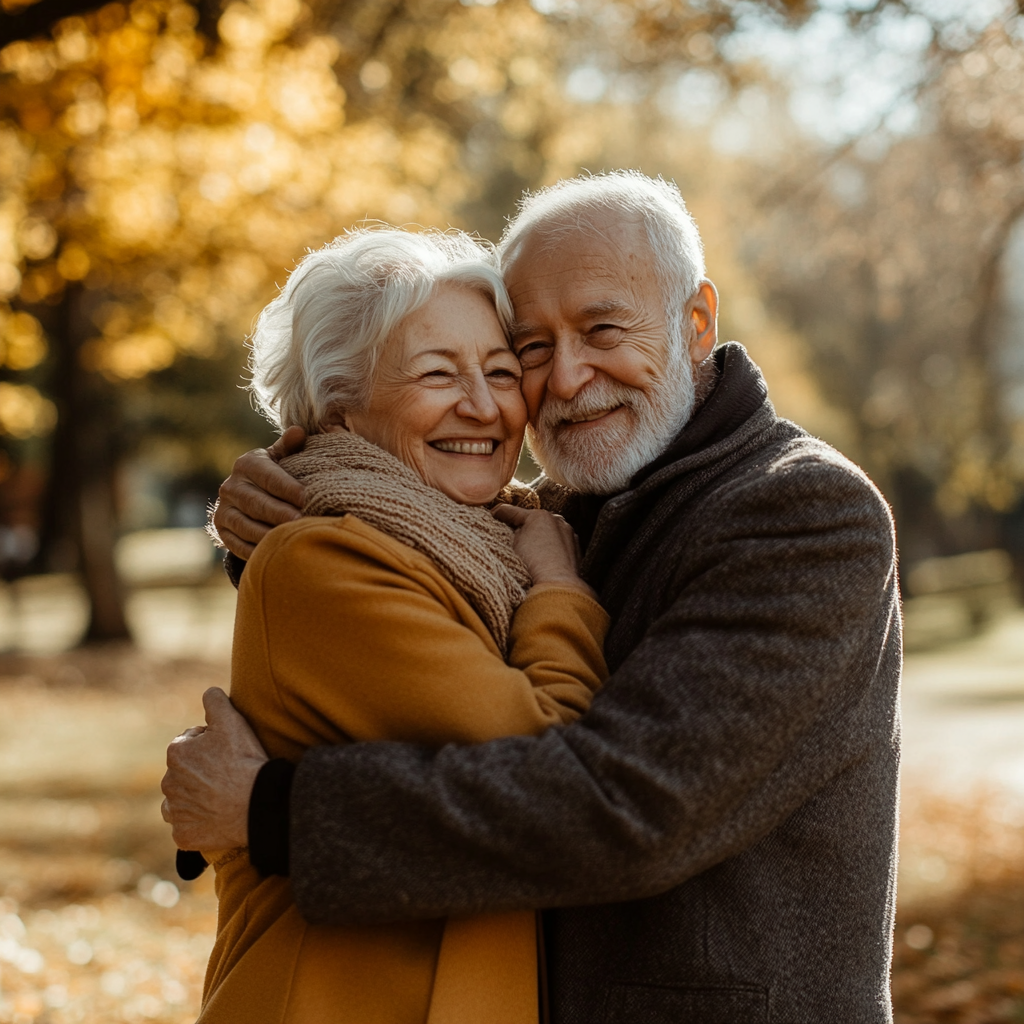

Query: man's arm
288,457,900,925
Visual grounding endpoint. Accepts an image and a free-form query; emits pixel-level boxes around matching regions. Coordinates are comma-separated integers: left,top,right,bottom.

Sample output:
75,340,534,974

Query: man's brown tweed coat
286,342,903,1024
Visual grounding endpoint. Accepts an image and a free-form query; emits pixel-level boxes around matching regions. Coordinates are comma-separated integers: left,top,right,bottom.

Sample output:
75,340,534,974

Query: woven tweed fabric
280,431,534,652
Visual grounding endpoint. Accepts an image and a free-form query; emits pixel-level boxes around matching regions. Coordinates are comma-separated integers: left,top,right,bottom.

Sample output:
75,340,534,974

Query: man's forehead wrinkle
579,299,636,318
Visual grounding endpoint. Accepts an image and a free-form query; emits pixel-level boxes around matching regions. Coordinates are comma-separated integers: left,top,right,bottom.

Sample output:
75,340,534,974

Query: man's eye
588,324,622,348
515,341,551,367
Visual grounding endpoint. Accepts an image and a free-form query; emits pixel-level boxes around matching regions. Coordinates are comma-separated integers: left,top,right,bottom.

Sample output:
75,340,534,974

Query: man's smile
561,405,626,426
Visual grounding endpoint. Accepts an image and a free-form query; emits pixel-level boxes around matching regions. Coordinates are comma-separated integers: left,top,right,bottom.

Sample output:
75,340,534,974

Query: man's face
504,210,715,493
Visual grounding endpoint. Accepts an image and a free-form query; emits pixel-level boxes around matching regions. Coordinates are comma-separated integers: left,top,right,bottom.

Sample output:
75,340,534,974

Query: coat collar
576,343,777,586
533,344,777,579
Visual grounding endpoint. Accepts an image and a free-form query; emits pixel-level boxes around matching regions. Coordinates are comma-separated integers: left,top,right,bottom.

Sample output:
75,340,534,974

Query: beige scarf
281,431,537,652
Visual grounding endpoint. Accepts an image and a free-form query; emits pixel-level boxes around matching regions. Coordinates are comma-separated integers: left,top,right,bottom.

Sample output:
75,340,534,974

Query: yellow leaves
152,294,213,355
218,0,302,56
63,80,106,137
0,382,56,438
105,23,153,65
1,310,47,370
359,61,391,92
81,331,175,378
54,19,97,66
142,36,198,104
0,42,57,85
0,264,20,298
0,199,26,266
500,97,538,139
17,217,57,260
218,3,274,53
56,244,90,281
104,182,179,247
274,64,345,134
19,264,62,303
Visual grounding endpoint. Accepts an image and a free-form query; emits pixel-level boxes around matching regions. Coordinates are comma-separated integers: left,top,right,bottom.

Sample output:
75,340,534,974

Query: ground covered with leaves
0,647,1021,1023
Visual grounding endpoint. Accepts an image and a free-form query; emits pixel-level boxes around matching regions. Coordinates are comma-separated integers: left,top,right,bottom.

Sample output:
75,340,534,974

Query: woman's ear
321,406,348,433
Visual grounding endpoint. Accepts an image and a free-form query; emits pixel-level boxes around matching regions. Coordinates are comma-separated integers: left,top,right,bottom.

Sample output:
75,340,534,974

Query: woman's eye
422,369,452,378
488,368,519,379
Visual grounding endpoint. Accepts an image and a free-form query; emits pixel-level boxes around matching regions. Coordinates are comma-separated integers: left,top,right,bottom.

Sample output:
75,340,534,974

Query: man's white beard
527,340,696,495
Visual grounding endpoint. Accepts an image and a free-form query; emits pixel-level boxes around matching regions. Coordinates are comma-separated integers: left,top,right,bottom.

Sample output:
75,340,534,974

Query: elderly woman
198,228,608,1024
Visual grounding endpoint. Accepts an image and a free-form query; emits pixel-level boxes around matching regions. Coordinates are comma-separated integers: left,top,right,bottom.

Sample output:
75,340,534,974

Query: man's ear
686,280,718,364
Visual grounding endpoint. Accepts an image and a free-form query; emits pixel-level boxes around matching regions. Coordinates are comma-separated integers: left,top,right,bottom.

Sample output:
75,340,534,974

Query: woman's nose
456,371,500,423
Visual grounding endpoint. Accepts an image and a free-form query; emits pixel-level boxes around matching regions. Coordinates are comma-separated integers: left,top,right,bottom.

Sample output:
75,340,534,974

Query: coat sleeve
253,517,609,748
289,456,900,925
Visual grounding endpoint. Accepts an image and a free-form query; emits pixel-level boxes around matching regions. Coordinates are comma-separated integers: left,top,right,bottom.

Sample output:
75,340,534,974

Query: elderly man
164,172,901,1024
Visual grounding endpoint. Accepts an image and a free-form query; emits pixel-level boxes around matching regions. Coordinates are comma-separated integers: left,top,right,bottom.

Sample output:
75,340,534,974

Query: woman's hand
491,505,598,601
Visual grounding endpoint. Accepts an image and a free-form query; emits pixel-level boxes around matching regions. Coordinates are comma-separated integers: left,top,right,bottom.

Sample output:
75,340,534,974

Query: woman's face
339,285,527,505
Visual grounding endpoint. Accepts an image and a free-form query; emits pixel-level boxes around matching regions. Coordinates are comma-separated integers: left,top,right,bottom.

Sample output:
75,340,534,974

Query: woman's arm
245,516,608,749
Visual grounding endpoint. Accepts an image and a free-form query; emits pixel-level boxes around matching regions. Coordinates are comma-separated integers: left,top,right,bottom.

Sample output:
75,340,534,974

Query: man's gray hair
249,227,512,433
498,170,706,330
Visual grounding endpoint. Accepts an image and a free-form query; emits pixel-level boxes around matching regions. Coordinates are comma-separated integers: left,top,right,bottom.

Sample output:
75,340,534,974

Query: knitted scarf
281,431,537,653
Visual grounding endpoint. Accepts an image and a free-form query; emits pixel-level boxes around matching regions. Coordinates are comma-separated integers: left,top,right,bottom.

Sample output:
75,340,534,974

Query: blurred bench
903,549,1017,650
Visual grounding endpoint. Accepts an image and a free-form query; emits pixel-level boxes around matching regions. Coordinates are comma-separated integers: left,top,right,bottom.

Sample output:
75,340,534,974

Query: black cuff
248,758,295,877
176,849,208,881
223,551,247,589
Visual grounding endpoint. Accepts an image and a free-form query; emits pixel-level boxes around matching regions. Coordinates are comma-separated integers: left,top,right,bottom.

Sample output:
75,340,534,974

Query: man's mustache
537,381,639,430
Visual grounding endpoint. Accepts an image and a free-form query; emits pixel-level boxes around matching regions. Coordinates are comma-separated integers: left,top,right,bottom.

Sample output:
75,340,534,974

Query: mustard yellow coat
199,514,609,1024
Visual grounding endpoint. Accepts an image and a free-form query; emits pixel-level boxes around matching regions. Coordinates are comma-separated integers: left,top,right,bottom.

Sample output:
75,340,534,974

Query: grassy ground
0,647,1021,1023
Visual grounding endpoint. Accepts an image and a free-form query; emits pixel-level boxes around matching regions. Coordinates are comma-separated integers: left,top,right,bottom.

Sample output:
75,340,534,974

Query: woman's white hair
249,227,512,433
498,170,705,345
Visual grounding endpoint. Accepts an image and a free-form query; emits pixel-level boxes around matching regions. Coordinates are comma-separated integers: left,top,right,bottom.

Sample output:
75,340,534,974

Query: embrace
162,172,901,1024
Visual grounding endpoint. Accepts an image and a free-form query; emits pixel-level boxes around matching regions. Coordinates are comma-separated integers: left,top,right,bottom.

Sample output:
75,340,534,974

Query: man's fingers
243,448,306,509
491,503,532,527
219,475,303,529
268,425,308,460
170,725,207,744
215,496,276,545
202,686,235,727
216,526,256,562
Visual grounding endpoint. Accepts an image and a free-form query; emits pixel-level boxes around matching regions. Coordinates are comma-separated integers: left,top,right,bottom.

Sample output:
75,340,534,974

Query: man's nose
456,371,500,423
546,342,594,402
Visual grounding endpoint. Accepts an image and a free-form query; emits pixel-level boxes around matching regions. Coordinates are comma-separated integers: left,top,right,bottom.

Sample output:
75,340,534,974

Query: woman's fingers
491,503,531,527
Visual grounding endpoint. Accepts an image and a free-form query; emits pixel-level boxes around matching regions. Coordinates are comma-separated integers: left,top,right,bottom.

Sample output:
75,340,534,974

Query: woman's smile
430,438,500,455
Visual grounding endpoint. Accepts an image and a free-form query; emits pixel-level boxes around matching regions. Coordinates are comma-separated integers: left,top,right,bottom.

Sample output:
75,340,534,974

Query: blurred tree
0,0,820,643
746,13,1024,562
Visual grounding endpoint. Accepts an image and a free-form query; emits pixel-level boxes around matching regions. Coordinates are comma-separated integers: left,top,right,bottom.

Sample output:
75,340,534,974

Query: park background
2,0,1024,1020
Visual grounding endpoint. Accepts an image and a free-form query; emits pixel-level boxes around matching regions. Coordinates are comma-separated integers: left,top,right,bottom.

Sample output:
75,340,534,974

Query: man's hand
212,425,308,560
161,687,269,851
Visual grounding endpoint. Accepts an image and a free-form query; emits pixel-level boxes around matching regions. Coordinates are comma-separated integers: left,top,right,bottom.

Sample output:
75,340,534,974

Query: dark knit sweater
276,343,903,1023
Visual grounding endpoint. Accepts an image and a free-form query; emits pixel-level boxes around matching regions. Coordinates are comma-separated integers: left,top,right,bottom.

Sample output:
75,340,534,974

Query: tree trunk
39,283,131,643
